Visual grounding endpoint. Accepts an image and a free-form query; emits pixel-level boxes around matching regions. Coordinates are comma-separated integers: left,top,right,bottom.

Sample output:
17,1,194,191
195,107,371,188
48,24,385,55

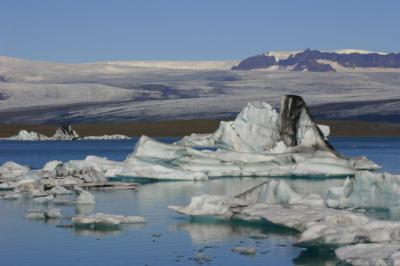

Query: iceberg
7,130,50,141
26,95,378,181
6,125,78,141
51,125,79,140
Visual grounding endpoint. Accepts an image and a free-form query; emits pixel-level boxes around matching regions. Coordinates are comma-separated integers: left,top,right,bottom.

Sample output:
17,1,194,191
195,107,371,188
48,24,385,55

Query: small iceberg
72,213,146,228
3,125,131,141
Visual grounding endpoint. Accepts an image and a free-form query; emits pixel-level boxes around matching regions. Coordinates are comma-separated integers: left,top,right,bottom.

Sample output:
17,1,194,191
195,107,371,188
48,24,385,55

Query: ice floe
171,180,400,247
72,213,146,228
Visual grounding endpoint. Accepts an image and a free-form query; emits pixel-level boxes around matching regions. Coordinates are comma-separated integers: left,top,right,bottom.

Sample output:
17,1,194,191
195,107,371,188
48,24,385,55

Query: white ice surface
326,171,400,211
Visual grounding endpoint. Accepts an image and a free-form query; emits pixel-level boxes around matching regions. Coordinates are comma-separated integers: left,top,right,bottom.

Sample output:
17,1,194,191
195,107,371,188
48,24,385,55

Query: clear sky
0,0,398,62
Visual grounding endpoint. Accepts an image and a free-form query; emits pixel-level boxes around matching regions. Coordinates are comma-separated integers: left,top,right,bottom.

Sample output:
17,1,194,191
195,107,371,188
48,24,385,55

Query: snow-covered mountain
0,55,399,124
232,49,400,72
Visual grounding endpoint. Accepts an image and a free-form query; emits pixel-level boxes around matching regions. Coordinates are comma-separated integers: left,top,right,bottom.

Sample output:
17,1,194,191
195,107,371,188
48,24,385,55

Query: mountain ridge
232,49,400,72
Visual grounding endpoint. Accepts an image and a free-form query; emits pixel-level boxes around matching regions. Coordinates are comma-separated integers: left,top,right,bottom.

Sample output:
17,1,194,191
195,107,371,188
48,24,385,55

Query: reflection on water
173,218,298,244
292,247,339,266
0,137,399,265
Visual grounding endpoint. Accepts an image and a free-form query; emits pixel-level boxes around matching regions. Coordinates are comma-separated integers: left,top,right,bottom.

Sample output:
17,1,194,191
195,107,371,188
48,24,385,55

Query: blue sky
0,0,398,62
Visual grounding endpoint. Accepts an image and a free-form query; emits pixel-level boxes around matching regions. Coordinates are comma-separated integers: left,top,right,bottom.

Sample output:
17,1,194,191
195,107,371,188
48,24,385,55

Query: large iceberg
43,95,378,181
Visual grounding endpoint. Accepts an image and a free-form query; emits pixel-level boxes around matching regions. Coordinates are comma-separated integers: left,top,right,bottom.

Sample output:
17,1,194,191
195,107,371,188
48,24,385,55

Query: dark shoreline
0,119,400,138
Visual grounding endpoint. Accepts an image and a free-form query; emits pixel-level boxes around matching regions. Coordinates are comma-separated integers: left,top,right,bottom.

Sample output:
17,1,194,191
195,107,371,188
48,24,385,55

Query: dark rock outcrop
232,54,276,70
278,95,335,151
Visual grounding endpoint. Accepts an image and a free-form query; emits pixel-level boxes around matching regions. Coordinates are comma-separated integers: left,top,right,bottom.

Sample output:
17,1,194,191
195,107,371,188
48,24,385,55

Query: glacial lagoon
0,137,399,266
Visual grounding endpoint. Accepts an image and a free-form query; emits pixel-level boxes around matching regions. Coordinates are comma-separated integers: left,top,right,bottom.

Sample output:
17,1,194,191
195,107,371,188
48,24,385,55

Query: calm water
0,137,399,266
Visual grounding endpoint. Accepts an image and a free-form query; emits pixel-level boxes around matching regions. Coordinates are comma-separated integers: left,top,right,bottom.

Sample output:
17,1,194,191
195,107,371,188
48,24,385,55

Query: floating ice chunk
170,179,324,217
170,195,249,218
231,246,257,256
326,171,400,210
0,161,31,181
335,243,400,266
172,180,400,246
72,213,146,228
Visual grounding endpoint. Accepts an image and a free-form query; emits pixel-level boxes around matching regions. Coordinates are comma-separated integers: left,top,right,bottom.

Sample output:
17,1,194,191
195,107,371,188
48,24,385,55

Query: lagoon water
0,137,399,266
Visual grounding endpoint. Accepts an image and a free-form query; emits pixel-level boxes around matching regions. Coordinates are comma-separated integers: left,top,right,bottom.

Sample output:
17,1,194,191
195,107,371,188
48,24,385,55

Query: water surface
0,137,399,266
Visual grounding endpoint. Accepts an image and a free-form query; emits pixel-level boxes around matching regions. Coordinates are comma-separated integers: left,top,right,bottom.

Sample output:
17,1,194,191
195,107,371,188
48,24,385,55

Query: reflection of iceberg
173,219,296,244
42,95,378,181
